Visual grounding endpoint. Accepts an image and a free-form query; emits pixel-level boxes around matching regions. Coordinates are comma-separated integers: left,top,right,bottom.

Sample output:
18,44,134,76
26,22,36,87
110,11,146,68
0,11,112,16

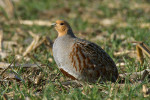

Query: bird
52,20,118,83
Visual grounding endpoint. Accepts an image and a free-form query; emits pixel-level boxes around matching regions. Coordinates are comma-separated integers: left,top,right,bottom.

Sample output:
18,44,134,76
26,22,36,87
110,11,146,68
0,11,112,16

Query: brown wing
69,39,118,82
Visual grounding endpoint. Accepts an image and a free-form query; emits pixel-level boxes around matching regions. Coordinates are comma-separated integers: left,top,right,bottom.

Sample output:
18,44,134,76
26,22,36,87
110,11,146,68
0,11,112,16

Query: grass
0,0,150,99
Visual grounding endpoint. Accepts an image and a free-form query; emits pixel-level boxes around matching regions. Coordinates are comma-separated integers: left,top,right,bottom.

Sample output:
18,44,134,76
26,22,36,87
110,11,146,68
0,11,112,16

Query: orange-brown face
54,20,70,37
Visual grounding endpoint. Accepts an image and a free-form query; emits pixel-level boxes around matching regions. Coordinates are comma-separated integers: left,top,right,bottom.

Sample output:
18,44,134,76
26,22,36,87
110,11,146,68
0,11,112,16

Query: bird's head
51,20,74,37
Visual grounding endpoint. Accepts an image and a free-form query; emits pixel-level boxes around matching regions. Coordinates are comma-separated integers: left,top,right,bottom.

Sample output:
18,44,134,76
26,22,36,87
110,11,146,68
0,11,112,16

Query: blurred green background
0,0,150,99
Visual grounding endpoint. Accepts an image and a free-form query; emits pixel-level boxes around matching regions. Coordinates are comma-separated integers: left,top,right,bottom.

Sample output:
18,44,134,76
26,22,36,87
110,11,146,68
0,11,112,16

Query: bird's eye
60,23,64,25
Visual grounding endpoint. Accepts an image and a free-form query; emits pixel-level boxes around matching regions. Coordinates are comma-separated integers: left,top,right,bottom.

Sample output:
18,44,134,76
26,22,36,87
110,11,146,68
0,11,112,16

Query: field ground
0,0,150,99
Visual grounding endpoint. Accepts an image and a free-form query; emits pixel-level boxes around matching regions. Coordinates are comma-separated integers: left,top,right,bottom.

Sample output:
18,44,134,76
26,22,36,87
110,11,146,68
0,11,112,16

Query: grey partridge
52,20,118,83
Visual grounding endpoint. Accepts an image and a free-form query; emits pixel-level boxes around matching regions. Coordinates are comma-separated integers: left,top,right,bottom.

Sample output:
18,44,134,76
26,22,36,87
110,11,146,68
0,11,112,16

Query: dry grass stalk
3,94,8,100
34,72,43,85
0,58,15,76
136,44,144,64
119,69,150,81
116,62,126,67
32,36,48,50
141,43,150,57
19,20,52,26
15,55,30,61
23,31,40,56
142,85,150,97
0,62,10,69
146,89,150,95
114,50,136,56
0,29,3,52
1,0,14,18
61,80,83,87
135,42,150,64
23,31,53,56
25,97,30,100
141,70,149,81
140,23,150,29
108,83,114,98
0,62,42,69
3,73,22,81
0,52,8,59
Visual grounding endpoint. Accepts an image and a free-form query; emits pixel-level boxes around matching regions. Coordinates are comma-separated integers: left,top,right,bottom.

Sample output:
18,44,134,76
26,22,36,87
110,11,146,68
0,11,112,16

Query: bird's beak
51,23,56,26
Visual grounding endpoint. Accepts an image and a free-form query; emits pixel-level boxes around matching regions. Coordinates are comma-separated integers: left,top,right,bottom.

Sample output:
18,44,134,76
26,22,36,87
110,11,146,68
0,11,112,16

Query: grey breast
53,35,75,68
